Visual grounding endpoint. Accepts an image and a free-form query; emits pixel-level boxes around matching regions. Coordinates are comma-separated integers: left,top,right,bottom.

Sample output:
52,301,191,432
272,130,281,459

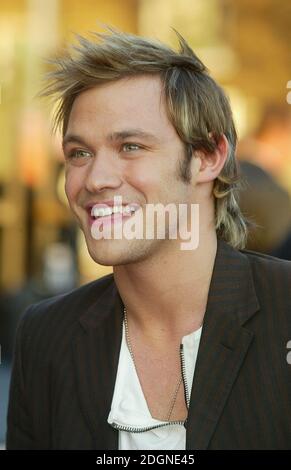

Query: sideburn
177,144,193,184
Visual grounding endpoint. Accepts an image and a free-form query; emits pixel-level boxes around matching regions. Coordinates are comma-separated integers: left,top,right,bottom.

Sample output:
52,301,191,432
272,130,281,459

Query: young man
6,29,291,450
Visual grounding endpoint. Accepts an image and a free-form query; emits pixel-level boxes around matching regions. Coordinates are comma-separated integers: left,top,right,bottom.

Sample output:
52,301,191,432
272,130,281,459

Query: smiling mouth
90,204,139,219
86,203,141,228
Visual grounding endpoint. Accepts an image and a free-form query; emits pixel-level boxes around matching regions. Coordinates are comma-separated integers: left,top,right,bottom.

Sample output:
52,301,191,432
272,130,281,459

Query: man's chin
85,238,132,266
84,235,155,267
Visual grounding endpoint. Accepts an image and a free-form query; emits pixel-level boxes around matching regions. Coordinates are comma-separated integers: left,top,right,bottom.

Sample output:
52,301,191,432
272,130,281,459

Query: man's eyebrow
62,134,89,148
108,129,160,143
62,129,160,148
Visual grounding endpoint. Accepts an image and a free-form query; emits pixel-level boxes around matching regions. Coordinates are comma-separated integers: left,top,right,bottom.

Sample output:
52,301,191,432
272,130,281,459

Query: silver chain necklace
123,306,183,422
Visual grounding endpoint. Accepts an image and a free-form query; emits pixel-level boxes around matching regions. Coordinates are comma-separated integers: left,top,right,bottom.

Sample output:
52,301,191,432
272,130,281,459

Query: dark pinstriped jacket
6,240,291,449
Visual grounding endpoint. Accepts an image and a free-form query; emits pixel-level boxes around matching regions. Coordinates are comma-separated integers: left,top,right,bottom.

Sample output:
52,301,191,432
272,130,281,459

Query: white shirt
107,321,202,450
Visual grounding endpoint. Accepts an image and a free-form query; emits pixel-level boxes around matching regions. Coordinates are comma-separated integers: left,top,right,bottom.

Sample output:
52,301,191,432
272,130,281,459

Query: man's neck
113,230,217,347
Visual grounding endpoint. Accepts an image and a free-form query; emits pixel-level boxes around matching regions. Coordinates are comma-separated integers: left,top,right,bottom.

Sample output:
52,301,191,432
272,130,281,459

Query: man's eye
68,149,91,159
122,143,141,152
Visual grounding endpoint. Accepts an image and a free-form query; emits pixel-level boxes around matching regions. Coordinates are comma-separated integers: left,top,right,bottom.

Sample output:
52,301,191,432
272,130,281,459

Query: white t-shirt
107,320,202,450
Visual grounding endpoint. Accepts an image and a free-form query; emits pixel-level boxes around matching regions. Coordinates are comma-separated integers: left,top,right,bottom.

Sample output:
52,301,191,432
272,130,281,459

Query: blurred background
0,0,291,446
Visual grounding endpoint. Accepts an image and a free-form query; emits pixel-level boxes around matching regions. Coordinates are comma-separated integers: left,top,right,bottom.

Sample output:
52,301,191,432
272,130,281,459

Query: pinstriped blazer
6,239,291,449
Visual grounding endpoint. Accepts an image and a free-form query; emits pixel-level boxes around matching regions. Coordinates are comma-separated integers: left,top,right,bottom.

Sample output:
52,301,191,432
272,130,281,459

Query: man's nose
85,151,122,193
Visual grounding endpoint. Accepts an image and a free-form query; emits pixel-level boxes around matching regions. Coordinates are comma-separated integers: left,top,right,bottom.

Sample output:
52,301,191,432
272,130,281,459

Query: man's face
63,75,200,266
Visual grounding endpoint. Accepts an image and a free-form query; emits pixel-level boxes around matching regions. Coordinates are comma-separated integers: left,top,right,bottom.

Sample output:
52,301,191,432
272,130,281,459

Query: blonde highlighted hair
42,27,247,248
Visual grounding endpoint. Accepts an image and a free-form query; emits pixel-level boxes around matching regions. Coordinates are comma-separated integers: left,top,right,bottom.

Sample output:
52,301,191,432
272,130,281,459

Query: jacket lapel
186,240,260,449
73,280,123,449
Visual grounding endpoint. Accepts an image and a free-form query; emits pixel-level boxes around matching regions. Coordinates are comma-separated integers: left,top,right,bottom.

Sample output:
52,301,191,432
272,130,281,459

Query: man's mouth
85,202,141,230
90,204,139,219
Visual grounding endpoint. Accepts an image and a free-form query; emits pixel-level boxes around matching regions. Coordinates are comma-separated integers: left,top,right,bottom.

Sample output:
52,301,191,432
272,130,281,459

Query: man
6,28,291,450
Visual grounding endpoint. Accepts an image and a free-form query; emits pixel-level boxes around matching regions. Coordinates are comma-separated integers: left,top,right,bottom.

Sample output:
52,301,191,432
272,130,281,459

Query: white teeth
91,205,138,218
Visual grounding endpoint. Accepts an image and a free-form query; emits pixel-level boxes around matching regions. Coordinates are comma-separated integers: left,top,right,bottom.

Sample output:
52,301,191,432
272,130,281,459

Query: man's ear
193,135,229,184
